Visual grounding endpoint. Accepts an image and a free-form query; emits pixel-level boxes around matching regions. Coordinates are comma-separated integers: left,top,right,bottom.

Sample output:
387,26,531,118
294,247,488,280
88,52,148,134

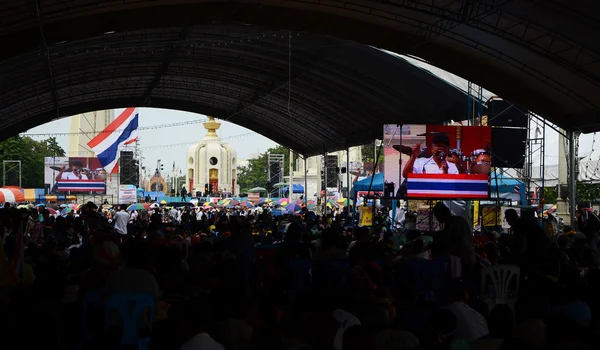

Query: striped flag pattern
58,179,105,193
407,174,489,199
87,108,139,174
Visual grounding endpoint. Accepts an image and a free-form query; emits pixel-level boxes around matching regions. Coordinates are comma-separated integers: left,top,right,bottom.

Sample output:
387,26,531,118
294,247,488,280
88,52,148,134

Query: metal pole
323,152,327,215
304,156,308,206
569,130,577,225
346,147,350,199
289,149,293,202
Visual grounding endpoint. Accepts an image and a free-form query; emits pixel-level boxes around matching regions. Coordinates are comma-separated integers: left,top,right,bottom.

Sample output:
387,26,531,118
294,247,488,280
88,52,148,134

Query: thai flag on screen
407,174,489,199
87,108,139,174
57,180,106,193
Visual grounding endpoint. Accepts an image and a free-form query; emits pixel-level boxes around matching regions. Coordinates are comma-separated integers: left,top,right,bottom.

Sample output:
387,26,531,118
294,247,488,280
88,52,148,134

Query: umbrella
337,198,353,207
47,208,57,215
102,204,112,209
61,207,73,215
59,204,67,208
307,203,317,211
239,200,253,208
126,203,149,211
203,202,216,208
217,199,229,206
36,203,46,207
285,203,303,212
273,182,288,188
17,204,29,209
276,198,289,206
160,199,167,204
0,187,25,203
248,187,267,192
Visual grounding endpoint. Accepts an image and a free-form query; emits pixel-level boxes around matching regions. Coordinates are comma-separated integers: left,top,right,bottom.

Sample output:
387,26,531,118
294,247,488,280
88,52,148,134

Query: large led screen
44,157,107,194
383,124,492,199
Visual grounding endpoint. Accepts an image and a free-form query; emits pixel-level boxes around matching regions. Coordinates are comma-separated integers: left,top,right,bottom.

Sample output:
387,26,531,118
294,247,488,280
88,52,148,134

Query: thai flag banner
407,173,489,199
58,179,106,193
87,108,139,174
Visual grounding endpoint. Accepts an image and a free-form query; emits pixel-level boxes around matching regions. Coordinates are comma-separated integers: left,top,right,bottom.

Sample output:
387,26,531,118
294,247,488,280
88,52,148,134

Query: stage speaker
491,128,527,168
383,182,394,198
488,100,528,128
326,155,339,188
119,151,136,185
557,184,569,199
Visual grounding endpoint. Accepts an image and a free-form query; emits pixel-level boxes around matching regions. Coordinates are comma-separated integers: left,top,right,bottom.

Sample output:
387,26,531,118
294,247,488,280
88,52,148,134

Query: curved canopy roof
0,24,471,156
1,0,598,153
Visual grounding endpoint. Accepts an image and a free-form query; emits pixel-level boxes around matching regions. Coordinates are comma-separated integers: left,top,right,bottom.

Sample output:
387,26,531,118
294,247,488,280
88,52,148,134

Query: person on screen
446,149,465,174
55,160,88,180
403,133,459,177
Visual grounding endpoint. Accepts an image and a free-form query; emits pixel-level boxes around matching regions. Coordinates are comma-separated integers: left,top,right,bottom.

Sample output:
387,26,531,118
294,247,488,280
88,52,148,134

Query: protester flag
87,108,139,174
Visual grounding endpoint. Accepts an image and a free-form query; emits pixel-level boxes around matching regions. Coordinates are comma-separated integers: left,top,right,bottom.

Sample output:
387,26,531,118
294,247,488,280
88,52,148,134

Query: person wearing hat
55,159,88,180
403,133,459,177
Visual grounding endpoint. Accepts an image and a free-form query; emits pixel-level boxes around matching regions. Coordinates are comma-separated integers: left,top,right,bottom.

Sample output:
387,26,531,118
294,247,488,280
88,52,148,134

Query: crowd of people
0,199,599,350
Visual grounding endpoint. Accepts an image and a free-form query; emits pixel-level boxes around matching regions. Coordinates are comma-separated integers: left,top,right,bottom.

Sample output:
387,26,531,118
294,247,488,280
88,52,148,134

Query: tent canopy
281,184,305,194
490,172,527,205
353,173,384,192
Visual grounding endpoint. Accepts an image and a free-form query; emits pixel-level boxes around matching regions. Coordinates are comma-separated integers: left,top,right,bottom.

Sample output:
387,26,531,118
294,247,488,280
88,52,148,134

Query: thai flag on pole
407,174,489,199
87,108,139,174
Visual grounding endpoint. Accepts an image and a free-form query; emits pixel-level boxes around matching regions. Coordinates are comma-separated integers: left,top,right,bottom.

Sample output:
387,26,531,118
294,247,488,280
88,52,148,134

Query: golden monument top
203,116,221,136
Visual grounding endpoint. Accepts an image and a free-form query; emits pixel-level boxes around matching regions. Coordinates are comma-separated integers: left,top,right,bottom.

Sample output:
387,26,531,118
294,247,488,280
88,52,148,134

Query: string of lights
20,118,211,137
589,132,600,179
60,132,255,155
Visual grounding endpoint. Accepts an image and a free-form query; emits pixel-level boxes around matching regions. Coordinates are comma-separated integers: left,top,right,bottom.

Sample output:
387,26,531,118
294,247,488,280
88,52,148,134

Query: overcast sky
24,108,277,175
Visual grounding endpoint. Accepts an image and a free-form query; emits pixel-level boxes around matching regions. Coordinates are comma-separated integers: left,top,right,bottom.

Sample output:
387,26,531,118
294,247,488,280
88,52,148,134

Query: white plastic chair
480,264,520,312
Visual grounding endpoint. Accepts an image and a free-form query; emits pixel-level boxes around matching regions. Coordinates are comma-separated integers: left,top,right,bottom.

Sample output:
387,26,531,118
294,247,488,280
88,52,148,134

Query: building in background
284,147,363,200
68,110,114,157
186,117,238,196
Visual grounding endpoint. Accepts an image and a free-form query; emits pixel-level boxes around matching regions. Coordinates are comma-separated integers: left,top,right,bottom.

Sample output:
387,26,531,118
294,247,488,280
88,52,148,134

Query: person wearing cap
56,159,88,180
446,148,465,174
403,133,459,177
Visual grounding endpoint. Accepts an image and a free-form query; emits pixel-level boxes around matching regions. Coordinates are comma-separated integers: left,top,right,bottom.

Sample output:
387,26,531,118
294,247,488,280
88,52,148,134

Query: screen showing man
45,157,107,193
383,124,492,199
404,133,459,176
56,160,88,180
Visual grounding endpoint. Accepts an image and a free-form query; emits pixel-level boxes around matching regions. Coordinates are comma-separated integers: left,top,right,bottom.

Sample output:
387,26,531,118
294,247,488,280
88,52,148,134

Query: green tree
0,136,66,188
576,181,600,205
237,144,298,193
543,186,557,204
361,142,383,171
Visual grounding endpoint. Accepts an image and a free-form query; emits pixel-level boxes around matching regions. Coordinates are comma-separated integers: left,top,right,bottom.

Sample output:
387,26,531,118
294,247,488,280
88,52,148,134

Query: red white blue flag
407,174,489,199
57,179,106,193
87,108,139,174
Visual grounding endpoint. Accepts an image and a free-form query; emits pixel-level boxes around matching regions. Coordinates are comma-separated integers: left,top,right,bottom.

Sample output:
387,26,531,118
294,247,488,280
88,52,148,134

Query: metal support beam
35,0,59,119
143,25,191,105
304,156,308,206
346,147,350,199
569,130,577,225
